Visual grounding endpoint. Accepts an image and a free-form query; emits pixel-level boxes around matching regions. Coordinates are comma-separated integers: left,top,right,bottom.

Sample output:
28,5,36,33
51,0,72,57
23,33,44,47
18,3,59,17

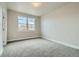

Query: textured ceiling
7,2,68,16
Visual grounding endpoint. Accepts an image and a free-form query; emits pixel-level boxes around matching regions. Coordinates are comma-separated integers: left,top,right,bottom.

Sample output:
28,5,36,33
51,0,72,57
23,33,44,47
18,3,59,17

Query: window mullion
27,16,28,31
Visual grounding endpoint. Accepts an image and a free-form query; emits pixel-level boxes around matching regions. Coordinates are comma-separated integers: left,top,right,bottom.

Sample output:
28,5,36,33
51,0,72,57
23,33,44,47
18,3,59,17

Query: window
28,16,35,31
18,16,35,31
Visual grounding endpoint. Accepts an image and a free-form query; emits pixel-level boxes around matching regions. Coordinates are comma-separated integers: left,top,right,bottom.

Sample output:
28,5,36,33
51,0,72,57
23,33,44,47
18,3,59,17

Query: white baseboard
43,37,79,50
8,36,42,42
0,48,3,56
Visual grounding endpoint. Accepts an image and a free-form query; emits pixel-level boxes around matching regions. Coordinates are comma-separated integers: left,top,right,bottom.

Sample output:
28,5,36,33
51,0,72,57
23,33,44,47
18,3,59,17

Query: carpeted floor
1,38,79,57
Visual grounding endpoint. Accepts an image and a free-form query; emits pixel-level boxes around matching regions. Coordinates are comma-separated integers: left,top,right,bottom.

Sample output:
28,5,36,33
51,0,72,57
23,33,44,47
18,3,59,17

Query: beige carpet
1,38,79,57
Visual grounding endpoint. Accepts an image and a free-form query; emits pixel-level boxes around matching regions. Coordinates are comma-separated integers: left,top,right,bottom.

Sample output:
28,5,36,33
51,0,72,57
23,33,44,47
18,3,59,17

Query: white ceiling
7,2,68,16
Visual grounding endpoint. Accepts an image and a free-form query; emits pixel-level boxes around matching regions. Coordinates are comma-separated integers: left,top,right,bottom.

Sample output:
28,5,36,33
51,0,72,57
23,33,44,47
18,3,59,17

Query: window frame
17,16,35,32
27,16,35,31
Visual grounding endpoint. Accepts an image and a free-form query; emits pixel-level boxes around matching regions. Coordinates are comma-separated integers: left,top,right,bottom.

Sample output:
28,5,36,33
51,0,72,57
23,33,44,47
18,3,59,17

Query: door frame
0,6,3,56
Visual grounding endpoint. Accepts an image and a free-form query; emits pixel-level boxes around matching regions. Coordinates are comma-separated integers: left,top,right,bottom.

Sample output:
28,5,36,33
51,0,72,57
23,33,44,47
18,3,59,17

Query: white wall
7,10,41,41
41,3,79,49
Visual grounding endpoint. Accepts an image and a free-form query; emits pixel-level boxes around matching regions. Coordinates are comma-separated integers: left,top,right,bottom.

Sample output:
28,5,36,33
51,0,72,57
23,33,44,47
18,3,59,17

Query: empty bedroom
0,2,79,57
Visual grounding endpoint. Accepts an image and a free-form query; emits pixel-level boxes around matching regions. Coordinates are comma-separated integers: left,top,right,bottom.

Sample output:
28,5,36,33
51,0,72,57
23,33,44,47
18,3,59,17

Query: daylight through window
18,16,35,31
